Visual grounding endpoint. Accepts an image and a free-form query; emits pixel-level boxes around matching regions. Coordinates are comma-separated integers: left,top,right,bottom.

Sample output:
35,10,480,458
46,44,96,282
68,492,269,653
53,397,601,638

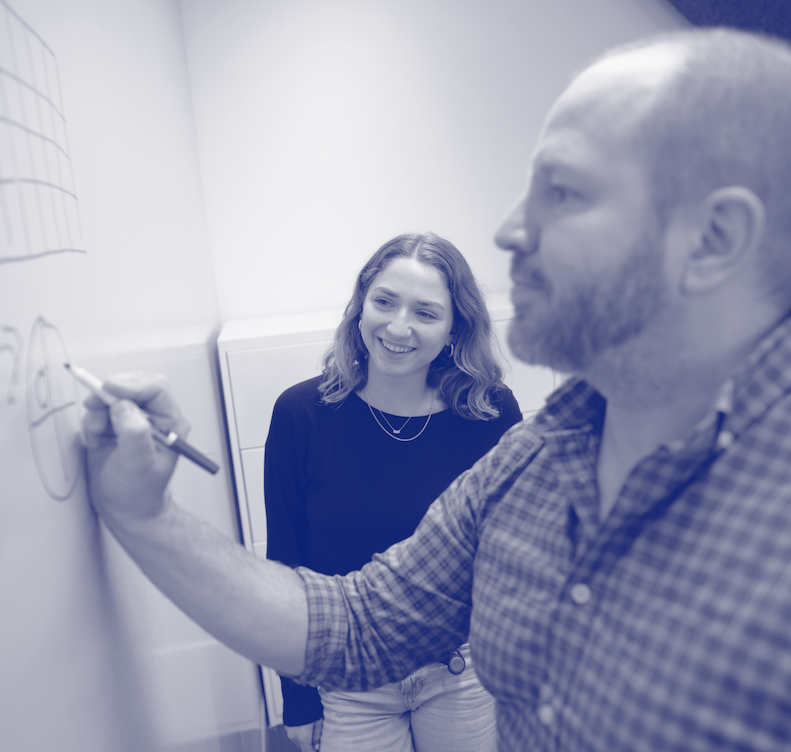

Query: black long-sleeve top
264,375,522,725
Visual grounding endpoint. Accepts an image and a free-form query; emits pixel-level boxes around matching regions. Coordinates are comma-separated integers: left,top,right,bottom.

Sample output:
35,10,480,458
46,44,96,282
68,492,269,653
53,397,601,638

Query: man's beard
508,235,668,374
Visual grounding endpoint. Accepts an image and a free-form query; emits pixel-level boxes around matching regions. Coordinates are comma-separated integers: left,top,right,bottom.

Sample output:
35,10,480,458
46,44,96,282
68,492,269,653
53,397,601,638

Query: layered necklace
362,389,433,442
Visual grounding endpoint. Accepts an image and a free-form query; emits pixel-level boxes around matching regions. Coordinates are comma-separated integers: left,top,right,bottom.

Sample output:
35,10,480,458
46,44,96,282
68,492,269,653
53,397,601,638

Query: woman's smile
379,338,416,354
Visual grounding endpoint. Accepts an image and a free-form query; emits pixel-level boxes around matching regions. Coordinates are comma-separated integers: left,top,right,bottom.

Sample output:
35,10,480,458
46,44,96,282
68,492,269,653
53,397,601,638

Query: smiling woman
358,256,454,403
264,232,522,752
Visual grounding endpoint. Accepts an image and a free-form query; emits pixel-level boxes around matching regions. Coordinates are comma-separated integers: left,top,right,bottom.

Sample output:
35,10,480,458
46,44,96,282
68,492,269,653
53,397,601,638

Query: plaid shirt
296,315,791,752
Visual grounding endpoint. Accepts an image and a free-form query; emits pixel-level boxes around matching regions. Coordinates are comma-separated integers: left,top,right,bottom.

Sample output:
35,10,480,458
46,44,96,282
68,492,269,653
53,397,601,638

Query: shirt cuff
291,567,349,689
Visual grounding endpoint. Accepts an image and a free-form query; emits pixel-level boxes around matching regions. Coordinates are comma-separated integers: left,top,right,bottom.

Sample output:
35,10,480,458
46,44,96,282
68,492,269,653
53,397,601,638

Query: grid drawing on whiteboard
0,1,85,264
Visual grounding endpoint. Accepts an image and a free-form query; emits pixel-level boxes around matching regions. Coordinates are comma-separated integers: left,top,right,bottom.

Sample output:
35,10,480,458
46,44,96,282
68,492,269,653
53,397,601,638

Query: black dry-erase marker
65,363,219,474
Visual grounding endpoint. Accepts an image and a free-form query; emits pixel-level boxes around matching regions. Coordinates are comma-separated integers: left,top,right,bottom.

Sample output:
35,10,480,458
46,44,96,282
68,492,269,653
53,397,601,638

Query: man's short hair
600,28,791,309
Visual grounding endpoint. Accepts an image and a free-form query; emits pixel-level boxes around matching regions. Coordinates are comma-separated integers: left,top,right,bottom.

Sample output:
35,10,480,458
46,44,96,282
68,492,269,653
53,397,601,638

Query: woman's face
360,256,454,384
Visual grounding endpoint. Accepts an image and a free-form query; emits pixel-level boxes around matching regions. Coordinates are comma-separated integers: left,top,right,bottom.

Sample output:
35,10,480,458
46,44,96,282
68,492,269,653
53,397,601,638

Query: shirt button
537,704,556,726
716,430,734,450
570,583,592,605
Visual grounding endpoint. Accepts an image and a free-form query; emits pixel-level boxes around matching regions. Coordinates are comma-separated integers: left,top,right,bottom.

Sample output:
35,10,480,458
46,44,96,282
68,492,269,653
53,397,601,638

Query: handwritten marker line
64,363,219,475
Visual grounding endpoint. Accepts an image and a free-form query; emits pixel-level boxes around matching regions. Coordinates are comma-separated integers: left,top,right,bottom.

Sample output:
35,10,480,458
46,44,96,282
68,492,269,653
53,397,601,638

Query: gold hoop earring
445,342,455,358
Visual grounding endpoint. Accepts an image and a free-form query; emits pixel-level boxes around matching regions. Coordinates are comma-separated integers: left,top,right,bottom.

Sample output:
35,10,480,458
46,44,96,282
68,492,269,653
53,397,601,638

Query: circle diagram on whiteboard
26,317,82,500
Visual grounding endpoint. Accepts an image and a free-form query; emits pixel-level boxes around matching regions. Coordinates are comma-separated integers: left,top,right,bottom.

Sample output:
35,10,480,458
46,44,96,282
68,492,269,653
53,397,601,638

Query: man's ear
682,186,766,294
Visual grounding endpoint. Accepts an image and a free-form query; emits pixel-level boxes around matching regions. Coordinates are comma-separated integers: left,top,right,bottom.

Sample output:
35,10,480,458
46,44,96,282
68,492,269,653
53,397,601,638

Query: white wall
179,0,689,324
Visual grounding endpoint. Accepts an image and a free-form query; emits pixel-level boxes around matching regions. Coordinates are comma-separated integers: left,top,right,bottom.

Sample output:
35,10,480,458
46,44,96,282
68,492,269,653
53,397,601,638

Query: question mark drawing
26,316,82,500
0,324,23,405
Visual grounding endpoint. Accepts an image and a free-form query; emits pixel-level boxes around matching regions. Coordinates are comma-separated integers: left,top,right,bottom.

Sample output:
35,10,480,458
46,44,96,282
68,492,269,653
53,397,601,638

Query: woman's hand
285,719,323,751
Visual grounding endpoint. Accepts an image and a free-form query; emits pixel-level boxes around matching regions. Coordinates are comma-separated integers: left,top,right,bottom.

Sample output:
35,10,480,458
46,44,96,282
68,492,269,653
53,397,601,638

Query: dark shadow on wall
664,0,791,41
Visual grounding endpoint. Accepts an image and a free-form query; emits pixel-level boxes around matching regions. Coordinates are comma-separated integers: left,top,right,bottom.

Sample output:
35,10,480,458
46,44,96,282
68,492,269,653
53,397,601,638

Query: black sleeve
281,678,324,726
499,386,523,428
264,383,324,726
264,386,311,568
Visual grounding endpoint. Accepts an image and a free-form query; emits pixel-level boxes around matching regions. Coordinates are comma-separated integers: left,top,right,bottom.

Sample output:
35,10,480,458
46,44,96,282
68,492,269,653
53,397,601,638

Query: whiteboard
0,2,261,750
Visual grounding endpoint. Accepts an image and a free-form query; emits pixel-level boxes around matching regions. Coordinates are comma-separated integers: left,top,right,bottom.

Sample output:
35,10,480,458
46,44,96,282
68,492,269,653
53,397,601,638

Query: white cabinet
218,311,341,555
217,309,341,726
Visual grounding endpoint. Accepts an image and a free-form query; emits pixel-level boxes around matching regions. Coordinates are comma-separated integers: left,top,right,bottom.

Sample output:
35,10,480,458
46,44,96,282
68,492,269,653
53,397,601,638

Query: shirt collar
532,376,604,435
532,312,791,453
720,311,791,440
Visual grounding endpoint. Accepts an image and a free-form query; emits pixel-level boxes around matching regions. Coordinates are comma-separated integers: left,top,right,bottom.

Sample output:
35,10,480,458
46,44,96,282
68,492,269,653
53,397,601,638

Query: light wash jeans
318,644,497,752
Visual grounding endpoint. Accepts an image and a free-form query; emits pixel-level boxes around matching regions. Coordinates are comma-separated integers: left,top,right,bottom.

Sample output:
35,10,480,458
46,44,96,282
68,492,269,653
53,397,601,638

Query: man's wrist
97,487,173,537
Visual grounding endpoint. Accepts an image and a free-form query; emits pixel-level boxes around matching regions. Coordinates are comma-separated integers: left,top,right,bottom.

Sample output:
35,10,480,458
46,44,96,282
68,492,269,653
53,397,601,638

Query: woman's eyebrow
371,286,446,311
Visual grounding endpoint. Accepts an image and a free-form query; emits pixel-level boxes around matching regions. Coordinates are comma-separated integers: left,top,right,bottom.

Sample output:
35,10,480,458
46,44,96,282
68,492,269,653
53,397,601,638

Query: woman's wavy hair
318,232,507,420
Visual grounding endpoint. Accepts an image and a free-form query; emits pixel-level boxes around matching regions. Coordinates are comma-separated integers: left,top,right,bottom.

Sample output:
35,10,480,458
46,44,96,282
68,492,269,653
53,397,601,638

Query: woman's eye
417,311,437,320
551,185,572,202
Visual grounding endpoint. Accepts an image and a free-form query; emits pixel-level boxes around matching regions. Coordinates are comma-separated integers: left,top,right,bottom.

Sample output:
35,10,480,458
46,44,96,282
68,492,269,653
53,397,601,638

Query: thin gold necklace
377,410,413,435
360,387,433,442
366,401,433,442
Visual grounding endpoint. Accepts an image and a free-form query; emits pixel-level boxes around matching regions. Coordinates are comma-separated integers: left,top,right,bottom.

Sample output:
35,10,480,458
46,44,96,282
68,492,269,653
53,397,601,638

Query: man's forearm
101,498,308,676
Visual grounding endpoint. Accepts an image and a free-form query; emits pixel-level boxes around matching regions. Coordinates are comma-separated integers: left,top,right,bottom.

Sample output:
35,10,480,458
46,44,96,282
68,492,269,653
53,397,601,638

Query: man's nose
494,193,535,255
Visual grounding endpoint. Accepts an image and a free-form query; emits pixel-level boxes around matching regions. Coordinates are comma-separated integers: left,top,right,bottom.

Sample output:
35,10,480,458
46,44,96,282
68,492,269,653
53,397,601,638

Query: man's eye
551,185,572,202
